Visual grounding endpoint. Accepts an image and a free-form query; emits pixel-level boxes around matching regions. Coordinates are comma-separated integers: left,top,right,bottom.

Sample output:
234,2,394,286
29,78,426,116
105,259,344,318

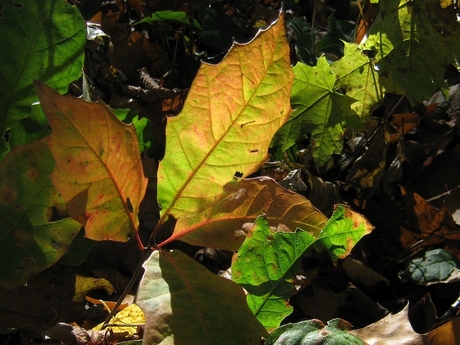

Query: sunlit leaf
317,205,374,264
157,15,293,223
331,42,381,118
362,0,460,103
0,140,81,289
232,216,316,331
272,57,362,167
35,82,148,242
137,250,268,344
159,177,328,251
0,0,85,159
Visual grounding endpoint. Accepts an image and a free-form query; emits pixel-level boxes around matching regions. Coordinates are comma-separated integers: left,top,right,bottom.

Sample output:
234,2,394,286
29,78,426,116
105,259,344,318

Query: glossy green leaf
157,15,293,222
0,140,81,289
272,58,362,167
266,319,366,345
362,0,460,103
159,177,328,251
137,250,268,344
331,42,381,118
232,216,316,331
0,0,85,160
317,205,374,264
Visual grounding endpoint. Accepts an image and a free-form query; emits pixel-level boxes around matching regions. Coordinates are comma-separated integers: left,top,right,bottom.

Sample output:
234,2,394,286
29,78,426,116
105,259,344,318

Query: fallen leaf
317,205,374,264
0,140,81,289
159,177,328,251
35,82,148,242
73,275,114,302
93,303,145,337
136,250,268,344
232,215,316,330
156,14,293,224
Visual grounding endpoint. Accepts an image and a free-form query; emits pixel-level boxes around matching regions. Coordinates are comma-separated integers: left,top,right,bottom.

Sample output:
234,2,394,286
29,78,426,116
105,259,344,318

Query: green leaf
157,15,293,222
266,319,366,345
272,58,362,167
0,140,81,289
137,250,268,344
399,249,459,285
362,0,460,103
0,0,85,160
232,216,316,331
317,205,374,264
316,15,355,59
288,17,316,66
159,177,328,251
331,42,382,118
134,10,202,30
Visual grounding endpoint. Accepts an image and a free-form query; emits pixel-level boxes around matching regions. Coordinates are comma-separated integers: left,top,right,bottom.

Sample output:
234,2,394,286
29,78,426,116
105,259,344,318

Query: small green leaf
137,250,268,344
232,216,316,331
266,319,366,345
134,10,202,30
317,205,374,264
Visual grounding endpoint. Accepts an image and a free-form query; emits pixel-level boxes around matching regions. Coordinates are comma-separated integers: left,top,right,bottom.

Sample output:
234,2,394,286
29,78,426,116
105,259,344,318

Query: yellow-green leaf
159,177,328,251
35,82,148,242
157,14,293,222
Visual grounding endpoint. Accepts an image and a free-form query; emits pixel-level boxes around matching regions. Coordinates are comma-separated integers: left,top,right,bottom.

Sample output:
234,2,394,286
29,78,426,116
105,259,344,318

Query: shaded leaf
35,82,148,242
136,250,268,345
232,216,316,330
0,269,84,332
156,15,293,222
266,318,366,345
317,205,374,264
272,58,362,167
0,140,81,289
0,0,85,159
134,10,202,30
362,0,460,103
331,42,381,118
159,177,328,251
398,249,459,285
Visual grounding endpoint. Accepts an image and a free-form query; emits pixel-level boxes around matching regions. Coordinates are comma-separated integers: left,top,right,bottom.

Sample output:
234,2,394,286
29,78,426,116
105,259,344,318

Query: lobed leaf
232,216,316,331
35,82,148,242
0,140,81,289
159,177,327,251
272,57,362,168
156,14,293,222
137,250,268,345
0,0,85,160
317,205,374,264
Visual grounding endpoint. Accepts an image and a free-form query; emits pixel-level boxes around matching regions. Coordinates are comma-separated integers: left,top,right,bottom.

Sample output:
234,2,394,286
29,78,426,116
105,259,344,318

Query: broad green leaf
266,319,366,345
159,177,327,251
272,58,362,167
232,216,316,331
35,82,148,242
0,140,81,289
0,0,85,160
362,0,460,103
137,250,268,345
317,205,374,264
157,15,293,222
331,42,382,118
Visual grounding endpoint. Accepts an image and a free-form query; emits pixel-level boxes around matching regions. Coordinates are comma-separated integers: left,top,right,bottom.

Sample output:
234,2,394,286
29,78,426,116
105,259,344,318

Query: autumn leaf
232,216,316,331
0,140,81,289
137,250,268,344
158,177,328,251
0,0,85,160
156,14,293,224
35,82,148,242
317,205,374,264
